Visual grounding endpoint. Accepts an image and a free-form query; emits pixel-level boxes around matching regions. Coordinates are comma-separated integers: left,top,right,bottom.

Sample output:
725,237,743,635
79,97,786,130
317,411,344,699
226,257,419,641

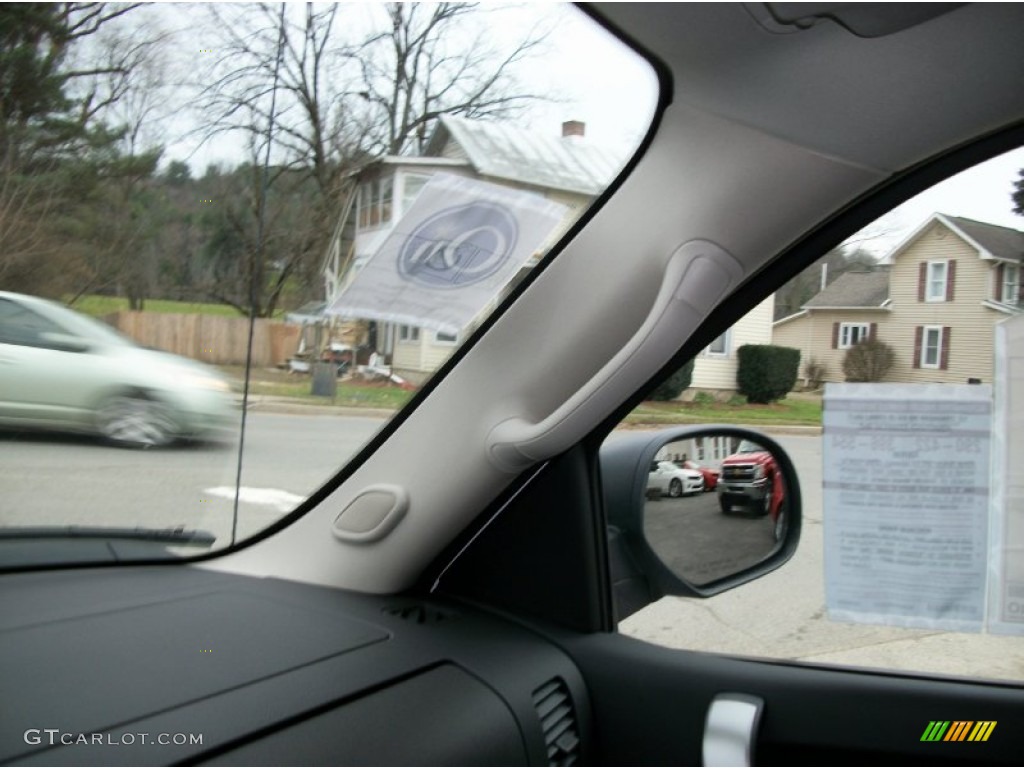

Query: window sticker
823,383,991,632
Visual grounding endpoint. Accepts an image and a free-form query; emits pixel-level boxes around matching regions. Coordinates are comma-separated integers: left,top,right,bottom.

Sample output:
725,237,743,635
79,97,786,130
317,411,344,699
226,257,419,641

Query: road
0,413,383,546
1,418,1018,681
644,490,778,586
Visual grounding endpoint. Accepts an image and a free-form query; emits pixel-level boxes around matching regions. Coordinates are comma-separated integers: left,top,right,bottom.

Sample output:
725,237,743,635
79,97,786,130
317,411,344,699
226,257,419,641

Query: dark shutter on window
996,263,1005,302
869,323,877,341
946,260,956,301
913,326,922,368
918,262,927,302
940,327,951,370
832,322,839,349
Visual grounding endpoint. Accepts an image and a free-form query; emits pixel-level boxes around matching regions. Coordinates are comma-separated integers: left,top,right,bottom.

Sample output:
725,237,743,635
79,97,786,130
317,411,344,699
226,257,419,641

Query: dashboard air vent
532,677,580,766
381,603,454,624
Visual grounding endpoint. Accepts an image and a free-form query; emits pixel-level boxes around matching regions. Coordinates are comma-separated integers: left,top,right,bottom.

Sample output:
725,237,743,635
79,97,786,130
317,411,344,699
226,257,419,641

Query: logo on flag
326,173,566,334
397,202,519,289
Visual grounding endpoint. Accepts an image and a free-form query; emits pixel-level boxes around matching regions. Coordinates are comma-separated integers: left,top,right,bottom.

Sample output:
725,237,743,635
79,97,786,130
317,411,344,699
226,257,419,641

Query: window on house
925,260,948,301
920,325,943,369
839,323,869,349
379,176,393,223
1001,264,1020,305
434,330,459,345
705,331,729,356
401,173,430,213
398,325,420,342
357,177,394,230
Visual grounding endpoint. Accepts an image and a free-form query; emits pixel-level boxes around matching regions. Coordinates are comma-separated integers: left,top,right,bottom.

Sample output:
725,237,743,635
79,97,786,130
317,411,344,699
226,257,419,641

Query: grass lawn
216,363,821,421
219,366,414,410
67,295,283,319
217,363,820,422
626,394,822,427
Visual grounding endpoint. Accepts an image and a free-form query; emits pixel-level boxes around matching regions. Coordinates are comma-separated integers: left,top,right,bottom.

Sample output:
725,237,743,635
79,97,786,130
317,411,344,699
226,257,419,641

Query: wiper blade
0,525,215,547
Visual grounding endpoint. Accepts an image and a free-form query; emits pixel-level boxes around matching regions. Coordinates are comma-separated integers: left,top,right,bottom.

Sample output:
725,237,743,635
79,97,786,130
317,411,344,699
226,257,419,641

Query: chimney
561,120,585,139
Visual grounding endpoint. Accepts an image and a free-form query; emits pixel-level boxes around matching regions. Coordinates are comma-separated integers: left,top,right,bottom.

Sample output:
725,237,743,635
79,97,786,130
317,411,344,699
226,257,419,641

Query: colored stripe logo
921,721,996,742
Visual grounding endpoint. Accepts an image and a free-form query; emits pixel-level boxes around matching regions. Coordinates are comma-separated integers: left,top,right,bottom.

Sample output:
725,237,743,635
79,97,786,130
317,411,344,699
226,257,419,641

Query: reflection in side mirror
644,437,787,586
601,427,800,621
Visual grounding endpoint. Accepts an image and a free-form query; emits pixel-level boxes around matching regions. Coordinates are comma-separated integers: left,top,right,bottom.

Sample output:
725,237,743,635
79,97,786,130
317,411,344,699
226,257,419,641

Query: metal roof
425,115,621,196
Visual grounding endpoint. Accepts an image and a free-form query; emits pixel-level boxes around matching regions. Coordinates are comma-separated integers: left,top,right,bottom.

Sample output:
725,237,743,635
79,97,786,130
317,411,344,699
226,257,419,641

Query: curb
238,396,397,420
240,397,823,435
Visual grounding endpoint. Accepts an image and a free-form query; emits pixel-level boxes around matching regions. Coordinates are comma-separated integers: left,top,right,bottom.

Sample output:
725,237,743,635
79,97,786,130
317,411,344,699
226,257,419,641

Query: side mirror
39,332,92,353
601,426,801,621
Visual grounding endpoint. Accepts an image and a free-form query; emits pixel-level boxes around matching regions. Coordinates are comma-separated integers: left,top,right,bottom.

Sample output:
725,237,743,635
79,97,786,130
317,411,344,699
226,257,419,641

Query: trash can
311,362,337,398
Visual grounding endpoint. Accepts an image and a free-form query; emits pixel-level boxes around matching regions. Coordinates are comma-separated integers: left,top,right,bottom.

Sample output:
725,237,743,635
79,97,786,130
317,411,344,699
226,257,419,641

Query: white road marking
205,486,305,512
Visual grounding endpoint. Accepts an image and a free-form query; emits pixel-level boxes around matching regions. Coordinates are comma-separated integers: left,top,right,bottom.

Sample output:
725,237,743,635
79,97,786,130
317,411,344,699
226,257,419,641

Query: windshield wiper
0,525,215,546
0,525,216,568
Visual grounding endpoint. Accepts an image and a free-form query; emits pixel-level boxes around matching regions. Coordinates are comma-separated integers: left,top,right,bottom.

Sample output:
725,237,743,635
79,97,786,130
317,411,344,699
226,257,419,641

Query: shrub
736,344,801,403
648,358,695,401
693,390,715,406
804,357,827,390
843,339,895,382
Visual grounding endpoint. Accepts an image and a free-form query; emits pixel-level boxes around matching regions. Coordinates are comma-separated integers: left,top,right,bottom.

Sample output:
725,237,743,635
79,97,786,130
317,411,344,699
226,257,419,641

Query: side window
614,146,1024,684
0,299,66,347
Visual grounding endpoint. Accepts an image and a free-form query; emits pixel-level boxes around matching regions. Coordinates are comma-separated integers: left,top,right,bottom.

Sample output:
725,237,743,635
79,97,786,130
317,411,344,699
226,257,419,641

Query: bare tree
198,3,365,201
0,2,166,299
355,3,550,155
191,2,551,316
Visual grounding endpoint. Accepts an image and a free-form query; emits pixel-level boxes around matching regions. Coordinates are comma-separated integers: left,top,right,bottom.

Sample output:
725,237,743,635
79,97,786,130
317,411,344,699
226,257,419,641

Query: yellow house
774,213,1024,385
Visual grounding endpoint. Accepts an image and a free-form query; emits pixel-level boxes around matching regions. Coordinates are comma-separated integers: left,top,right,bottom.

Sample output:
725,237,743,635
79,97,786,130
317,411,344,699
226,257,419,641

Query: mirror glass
643,434,789,586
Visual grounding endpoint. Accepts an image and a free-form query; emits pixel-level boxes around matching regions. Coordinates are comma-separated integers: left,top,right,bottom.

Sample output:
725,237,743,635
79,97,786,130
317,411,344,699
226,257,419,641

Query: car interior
2,3,1023,766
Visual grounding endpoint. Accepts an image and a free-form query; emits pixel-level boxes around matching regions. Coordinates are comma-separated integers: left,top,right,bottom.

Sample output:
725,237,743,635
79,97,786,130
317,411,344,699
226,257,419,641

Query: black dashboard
0,566,588,766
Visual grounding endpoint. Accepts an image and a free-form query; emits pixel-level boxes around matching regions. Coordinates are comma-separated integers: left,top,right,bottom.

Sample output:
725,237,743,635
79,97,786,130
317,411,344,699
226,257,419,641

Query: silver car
0,292,236,447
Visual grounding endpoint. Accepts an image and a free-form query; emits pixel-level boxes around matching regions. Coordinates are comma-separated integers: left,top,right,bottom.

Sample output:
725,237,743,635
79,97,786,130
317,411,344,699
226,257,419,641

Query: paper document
823,383,991,632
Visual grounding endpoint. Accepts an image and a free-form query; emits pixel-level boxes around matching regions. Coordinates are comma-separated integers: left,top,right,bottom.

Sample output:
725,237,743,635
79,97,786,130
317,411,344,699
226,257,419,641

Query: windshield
0,3,658,567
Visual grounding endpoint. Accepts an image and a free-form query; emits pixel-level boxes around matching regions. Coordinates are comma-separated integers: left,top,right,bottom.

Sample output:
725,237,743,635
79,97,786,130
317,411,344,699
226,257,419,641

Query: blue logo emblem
397,202,519,288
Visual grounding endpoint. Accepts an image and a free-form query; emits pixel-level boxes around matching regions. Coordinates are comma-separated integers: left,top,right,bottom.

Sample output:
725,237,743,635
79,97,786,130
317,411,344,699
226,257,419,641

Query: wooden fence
103,311,301,368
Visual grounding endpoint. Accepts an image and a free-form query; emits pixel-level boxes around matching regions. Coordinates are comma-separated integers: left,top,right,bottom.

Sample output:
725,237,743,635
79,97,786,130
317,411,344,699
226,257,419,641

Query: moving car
647,460,704,497
2,4,1023,766
0,292,235,447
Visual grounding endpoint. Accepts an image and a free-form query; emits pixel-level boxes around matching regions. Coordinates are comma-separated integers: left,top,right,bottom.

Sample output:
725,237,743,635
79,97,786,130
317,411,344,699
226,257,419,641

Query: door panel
561,632,1022,766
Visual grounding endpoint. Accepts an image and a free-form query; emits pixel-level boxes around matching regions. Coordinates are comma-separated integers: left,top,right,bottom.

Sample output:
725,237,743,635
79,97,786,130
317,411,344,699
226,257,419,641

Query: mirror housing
39,332,92,353
601,425,801,621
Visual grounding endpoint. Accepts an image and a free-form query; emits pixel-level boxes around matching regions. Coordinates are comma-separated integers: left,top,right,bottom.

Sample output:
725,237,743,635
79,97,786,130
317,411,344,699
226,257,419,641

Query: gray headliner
598,3,1024,172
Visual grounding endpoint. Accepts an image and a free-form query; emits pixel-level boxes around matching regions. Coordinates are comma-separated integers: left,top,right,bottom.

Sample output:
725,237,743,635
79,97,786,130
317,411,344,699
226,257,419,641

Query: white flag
326,173,567,334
